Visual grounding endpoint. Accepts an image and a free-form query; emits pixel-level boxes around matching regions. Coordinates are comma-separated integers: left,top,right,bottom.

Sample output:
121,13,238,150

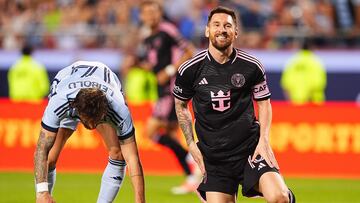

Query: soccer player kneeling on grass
173,6,295,203
34,61,145,203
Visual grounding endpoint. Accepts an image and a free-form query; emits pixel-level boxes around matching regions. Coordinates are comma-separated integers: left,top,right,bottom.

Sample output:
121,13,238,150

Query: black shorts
197,154,279,201
152,95,177,122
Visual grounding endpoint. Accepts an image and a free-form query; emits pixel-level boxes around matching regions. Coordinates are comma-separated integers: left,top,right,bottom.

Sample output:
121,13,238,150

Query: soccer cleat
186,154,203,179
171,181,198,195
171,173,201,195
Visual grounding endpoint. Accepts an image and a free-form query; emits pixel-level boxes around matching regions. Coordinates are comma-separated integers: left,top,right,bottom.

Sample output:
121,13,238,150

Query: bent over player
34,61,145,203
173,7,295,203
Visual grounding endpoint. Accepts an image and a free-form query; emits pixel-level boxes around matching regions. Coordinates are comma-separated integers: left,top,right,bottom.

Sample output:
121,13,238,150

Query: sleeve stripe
237,49,264,68
54,102,69,113
57,107,70,118
179,55,207,76
41,121,59,133
254,92,271,100
254,95,271,101
107,114,120,125
119,127,135,140
236,50,265,74
106,115,119,126
173,92,191,101
109,108,123,121
178,50,207,74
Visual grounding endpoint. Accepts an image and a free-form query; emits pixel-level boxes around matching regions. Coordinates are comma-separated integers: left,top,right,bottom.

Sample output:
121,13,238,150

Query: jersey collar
207,48,237,65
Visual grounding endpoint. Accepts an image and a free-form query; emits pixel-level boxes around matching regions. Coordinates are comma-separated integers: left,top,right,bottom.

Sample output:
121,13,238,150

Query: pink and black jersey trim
235,49,271,100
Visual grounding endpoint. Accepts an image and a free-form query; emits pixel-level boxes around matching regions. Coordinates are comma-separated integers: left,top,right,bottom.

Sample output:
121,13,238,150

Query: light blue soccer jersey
41,61,134,139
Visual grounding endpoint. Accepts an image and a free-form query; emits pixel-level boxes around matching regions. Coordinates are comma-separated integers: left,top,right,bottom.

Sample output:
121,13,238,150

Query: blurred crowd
1,0,360,51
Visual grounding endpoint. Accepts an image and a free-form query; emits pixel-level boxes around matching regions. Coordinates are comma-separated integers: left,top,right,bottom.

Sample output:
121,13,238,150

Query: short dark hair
140,0,162,11
72,88,108,123
301,38,312,50
22,44,33,55
207,6,237,26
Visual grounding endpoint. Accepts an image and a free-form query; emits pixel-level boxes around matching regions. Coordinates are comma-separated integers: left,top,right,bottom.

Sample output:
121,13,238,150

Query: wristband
36,182,49,193
164,65,176,76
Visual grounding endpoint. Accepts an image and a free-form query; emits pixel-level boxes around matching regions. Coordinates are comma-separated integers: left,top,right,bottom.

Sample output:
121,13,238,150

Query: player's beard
210,33,232,51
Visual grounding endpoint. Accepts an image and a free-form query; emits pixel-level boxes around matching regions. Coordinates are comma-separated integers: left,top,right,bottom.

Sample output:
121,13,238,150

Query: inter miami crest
231,73,245,88
210,90,231,112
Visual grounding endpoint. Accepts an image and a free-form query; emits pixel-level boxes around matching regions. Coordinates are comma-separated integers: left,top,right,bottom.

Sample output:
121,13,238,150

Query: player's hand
251,136,279,169
36,192,55,203
188,142,205,175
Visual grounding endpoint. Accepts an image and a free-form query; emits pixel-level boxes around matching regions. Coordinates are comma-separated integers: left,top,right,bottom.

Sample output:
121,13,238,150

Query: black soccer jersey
143,21,188,97
173,48,271,162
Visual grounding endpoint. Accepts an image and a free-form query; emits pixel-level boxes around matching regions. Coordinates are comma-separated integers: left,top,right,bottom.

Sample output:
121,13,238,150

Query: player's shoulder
47,89,71,113
158,20,180,36
234,48,265,74
71,60,109,69
178,49,208,76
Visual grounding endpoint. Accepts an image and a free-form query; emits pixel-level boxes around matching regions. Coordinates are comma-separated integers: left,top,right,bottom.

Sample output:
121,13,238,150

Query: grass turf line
1,172,359,203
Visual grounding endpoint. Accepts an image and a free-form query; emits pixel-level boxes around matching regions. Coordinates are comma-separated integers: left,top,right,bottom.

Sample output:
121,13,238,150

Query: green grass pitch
1,172,360,203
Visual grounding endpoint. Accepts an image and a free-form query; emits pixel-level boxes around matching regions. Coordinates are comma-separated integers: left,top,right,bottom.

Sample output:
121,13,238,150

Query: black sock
158,135,191,175
288,188,295,203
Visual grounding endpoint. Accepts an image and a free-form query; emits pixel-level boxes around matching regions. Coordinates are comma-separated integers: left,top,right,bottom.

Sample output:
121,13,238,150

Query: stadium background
0,0,360,202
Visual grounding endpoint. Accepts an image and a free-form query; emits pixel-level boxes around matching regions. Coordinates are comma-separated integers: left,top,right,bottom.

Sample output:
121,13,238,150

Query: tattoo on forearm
175,99,194,146
34,131,56,183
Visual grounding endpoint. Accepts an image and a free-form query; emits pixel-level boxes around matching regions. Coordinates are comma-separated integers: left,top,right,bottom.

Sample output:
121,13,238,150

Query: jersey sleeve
41,96,69,132
172,60,196,101
252,61,271,101
118,113,135,140
107,90,135,140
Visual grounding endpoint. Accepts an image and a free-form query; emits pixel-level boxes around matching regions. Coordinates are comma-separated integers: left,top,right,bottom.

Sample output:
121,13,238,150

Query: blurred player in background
173,6,295,203
8,44,49,102
281,39,327,105
34,61,145,203
138,0,200,194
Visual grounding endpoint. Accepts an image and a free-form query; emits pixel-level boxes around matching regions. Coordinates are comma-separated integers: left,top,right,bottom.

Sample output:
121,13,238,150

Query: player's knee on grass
264,187,289,203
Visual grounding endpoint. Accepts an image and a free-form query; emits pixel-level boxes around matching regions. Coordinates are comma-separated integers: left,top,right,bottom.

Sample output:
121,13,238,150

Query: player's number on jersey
49,79,59,98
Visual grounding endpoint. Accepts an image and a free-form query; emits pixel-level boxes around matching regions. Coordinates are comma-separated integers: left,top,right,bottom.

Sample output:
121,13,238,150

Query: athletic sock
157,135,191,175
288,188,296,203
48,168,56,195
97,158,126,203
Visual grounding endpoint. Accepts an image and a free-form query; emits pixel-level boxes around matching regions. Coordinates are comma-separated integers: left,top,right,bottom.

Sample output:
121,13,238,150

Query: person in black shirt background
173,6,295,203
138,0,200,194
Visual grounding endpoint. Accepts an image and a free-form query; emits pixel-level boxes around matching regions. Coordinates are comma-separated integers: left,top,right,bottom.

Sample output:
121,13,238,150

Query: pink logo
210,90,231,112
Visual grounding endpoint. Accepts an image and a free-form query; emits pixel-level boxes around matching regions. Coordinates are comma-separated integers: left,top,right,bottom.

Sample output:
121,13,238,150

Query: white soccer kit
41,61,134,139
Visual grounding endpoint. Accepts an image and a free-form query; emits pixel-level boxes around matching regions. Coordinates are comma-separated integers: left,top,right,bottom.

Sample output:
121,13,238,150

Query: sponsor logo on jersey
258,162,266,171
49,79,60,98
210,90,231,112
111,176,123,181
231,73,245,88
198,77,208,85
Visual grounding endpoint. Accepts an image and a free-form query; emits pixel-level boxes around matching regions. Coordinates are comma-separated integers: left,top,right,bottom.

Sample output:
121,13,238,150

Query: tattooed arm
34,128,56,203
174,98,205,175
